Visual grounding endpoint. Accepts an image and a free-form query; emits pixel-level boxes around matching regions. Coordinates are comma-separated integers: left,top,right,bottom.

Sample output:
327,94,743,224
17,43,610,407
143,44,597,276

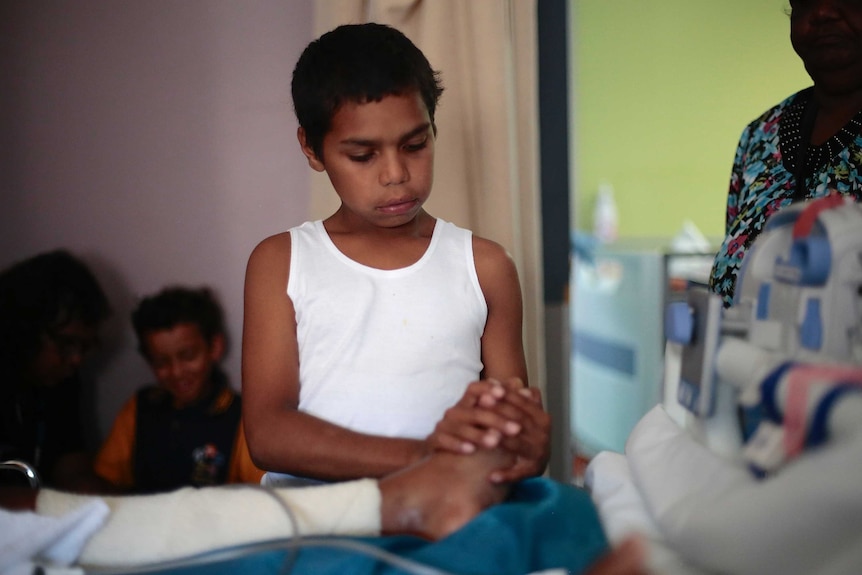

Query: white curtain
309,0,546,395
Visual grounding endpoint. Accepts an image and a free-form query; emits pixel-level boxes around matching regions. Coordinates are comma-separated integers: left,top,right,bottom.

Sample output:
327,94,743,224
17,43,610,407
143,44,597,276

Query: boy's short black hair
291,22,444,159
0,250,111,375
132,287,225,359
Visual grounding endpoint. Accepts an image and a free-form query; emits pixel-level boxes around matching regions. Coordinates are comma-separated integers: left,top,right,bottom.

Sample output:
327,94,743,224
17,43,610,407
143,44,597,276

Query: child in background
0,250,111,489
95,287,262,493
242,22,549,485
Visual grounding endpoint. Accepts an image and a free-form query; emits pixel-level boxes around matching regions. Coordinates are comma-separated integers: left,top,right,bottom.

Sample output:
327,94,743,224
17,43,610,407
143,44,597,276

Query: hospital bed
586,194,862,574
7,195,861,575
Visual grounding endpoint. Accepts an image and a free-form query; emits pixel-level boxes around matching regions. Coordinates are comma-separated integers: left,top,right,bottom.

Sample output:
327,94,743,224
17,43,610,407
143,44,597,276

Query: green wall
571,1,811,238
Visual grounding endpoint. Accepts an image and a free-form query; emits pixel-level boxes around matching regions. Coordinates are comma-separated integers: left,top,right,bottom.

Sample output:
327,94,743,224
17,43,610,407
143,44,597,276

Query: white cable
85,535,458,575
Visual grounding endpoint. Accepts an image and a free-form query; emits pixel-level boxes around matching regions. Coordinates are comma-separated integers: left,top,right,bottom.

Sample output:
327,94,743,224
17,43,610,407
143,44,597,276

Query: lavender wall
1,1,313,445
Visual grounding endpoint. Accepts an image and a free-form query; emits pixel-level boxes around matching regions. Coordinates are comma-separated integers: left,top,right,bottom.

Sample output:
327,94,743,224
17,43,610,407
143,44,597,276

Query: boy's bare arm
472,237,528,384
470,236,550,480
241,234,430,481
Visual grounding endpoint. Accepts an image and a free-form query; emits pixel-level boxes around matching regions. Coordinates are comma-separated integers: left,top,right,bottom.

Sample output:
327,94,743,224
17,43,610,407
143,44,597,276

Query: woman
710,0,862,307
0,250,110,488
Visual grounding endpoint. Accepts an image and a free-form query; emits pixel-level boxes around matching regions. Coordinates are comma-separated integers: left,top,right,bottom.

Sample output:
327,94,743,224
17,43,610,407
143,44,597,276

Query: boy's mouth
378,198,418,214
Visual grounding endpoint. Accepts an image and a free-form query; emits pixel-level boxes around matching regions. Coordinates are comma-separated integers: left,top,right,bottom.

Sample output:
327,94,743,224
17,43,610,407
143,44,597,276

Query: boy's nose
169,362,186,379
158,360,183,382
379,152,408,186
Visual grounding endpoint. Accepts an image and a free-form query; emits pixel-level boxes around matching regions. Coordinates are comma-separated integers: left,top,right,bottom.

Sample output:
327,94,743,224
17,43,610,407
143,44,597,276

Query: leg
378,447,514,540
0,449,515,566
4,451,513,542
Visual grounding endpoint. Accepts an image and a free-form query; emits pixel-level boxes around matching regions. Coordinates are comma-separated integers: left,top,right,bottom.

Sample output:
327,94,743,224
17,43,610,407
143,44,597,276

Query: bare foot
378,448,514,540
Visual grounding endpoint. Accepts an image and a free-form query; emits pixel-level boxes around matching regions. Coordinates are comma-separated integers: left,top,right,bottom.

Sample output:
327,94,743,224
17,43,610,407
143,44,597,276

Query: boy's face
142,322,224,409
300,91,435,229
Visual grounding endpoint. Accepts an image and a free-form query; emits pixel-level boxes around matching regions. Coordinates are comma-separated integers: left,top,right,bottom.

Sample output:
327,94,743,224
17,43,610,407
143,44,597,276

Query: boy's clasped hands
427,377,551,484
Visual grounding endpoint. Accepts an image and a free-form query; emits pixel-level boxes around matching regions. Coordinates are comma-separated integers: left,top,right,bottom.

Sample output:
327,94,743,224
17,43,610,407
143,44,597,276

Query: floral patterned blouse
709,87,862,307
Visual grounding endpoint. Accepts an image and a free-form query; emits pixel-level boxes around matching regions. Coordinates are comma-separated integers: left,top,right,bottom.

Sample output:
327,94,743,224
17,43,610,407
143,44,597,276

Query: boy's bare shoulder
471,234,519,286
251,232,291,257
471,234,514,266
247,232,292,272
470,235,521,309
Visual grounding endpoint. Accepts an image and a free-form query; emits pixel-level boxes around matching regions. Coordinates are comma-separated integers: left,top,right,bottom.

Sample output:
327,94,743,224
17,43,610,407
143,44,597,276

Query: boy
242,23,549,484
94,287,262,492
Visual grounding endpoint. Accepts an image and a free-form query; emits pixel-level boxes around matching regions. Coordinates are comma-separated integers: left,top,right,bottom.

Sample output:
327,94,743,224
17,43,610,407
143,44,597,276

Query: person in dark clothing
94,286,262,493
0,250,110,488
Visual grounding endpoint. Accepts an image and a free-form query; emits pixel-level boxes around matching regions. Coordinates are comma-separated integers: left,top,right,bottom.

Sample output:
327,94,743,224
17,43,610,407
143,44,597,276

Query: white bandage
36,479,381,567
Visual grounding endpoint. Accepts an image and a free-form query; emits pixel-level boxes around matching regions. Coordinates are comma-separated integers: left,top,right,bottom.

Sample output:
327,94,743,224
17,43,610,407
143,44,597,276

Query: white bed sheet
585,450,707,575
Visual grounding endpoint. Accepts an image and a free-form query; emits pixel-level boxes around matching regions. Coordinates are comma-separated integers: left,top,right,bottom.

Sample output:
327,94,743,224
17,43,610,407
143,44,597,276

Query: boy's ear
297,127,325,172
209,333,226,363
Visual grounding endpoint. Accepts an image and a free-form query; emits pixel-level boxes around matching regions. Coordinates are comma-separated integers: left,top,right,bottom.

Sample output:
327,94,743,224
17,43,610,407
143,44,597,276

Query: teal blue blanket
119,478,608,575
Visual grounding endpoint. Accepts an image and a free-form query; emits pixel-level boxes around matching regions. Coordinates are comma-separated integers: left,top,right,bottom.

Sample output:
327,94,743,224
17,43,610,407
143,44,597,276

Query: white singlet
288,218,488,439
